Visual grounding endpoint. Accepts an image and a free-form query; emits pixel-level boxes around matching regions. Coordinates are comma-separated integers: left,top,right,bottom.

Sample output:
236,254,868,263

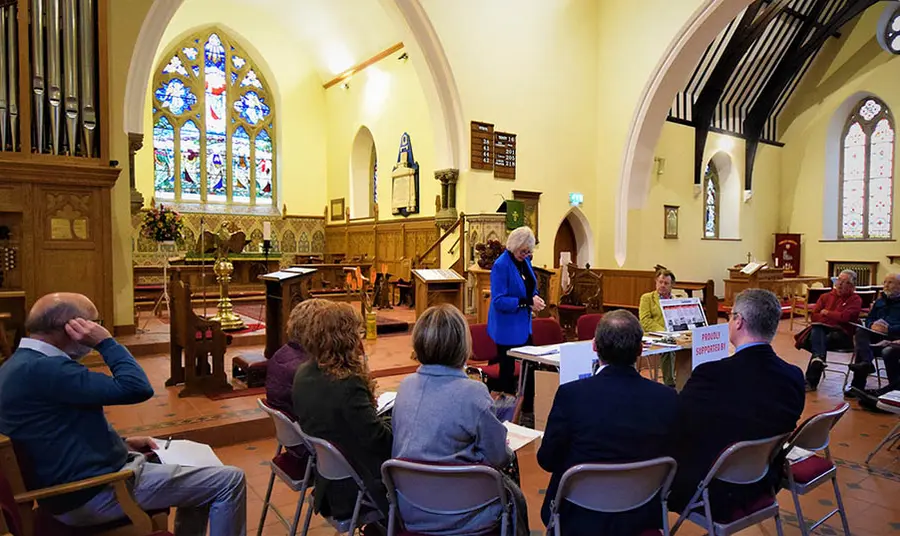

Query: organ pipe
0,7,8,151
46,0,61,155
31,0,43,153
6,5,16,152
78,0,94,157
62,0,76,155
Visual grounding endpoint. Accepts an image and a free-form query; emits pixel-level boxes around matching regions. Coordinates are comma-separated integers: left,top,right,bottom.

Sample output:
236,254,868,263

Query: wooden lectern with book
259,267,317,358
412,269,465,318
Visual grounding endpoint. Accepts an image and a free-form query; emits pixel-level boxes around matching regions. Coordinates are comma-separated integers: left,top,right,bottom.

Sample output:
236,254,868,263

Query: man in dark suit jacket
538,310,679,536
668,289,805,521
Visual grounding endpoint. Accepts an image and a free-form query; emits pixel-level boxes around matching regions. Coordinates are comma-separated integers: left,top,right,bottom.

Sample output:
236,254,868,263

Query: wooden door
553,218,577,268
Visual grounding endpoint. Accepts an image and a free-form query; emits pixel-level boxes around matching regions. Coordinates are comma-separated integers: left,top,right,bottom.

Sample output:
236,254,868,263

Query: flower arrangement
475,239,505,269
141,204,184,243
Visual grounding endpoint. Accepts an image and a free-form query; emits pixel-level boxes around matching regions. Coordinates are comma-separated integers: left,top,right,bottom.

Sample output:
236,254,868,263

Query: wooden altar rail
585,268,718,325
323,217,441,279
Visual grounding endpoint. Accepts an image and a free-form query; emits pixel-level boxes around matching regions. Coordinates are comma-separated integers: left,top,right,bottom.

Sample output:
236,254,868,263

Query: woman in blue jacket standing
488,226,546,401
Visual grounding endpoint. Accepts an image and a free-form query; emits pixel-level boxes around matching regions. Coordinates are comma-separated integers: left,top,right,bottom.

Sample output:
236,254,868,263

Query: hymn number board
471,121,494,170
470,121,518,180
493,132,516,180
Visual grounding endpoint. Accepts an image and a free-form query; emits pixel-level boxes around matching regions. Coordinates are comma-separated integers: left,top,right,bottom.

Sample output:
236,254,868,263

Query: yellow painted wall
627,123,782,296
324,56,437,221
420,0,601,268
779,5,900,283
133,0,328,217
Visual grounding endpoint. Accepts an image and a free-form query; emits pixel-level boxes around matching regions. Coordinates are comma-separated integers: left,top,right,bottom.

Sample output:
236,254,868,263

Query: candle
262,222,271,240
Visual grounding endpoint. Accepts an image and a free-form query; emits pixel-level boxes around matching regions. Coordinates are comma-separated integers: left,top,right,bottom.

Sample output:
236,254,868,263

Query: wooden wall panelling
323,218,440,279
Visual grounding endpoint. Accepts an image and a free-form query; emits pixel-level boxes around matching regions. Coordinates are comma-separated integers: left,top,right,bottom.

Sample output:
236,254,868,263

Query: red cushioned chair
0,433,168,536
256,399,316,536
575,314,603,342
781,403,851,536
381,459,511,536
671,434,790,536
466,323,520,383
532,318,565,346
545,457,678,536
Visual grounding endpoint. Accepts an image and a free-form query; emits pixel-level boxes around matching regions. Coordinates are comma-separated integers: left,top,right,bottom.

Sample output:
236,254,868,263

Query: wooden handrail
416,214,464,266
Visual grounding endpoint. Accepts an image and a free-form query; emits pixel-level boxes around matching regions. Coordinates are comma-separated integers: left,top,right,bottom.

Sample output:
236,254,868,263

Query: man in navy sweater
0,293,247,536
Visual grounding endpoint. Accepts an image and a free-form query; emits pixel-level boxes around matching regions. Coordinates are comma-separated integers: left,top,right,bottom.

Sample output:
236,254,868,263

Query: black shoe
843,389,860,399
856,390,891,414
805,382,817,392
806,357,826,386
848,362,876,374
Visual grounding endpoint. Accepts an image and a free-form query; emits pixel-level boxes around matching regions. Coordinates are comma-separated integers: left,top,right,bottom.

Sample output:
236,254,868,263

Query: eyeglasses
728,312,741,321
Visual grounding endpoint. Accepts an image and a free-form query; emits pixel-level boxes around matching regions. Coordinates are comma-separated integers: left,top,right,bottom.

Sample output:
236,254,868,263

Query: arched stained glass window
704,161,719,238
152,29,276,206
840,97,894,239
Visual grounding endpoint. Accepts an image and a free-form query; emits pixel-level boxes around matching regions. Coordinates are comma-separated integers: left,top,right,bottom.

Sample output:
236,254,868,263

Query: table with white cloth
507,337,695,402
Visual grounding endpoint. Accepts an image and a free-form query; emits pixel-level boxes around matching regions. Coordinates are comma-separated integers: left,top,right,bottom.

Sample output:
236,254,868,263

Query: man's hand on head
125,437,158,452
64,318,112,348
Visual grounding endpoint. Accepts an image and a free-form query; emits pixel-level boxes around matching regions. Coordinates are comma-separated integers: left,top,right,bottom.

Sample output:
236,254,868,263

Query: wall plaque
50,218,73,240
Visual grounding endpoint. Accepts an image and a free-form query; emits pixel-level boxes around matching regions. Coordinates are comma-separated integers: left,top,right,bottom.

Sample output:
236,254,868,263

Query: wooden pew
573,267,718,325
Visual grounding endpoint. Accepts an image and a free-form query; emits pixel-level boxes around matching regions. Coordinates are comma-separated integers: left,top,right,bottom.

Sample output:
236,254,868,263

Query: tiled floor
114,317,900,535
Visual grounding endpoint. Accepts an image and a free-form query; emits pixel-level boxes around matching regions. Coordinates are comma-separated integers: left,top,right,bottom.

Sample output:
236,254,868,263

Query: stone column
434,168,459,229
128,132,145,214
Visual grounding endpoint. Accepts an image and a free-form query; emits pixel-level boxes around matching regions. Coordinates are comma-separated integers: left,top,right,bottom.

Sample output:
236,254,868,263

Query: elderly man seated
846,273,900,398
639,268,677,387
0,293,247,536
798,269,862,391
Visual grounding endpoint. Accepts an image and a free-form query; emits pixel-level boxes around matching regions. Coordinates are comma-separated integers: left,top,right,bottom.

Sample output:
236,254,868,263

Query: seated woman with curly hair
292,302,392,526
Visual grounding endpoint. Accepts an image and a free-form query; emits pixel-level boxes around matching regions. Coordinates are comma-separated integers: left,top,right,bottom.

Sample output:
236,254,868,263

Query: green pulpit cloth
505,200,525,230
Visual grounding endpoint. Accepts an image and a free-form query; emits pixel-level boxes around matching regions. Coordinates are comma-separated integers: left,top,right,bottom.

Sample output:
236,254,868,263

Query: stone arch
558,206,594,267
124,0,464,170
616,0,753,265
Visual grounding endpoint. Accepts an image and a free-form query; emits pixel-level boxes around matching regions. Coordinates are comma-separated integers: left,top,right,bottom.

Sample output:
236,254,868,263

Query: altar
724,263,830,305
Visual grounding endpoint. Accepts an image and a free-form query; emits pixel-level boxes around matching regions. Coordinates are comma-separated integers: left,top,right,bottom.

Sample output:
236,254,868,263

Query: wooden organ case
0,0,119,331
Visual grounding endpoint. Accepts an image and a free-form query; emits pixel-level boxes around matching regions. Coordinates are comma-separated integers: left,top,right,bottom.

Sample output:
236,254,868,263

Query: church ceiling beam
761,0,843,37
691,0,787,185
742,0,879,190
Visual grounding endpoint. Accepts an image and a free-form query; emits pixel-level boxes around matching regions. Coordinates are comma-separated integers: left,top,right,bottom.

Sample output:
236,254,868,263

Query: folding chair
300,435,384,536
381,459,512,536
546,457,678,536
781,402,850,536
671,434,790,536
865,395,900,465
256,399,315,536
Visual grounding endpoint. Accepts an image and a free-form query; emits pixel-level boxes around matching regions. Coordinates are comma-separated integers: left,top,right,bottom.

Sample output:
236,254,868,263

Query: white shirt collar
593,363,608,376
17,338,71,360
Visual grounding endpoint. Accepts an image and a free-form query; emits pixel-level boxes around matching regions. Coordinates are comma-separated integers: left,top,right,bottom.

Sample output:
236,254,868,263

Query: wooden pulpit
412,269,465,319
260,267,317,358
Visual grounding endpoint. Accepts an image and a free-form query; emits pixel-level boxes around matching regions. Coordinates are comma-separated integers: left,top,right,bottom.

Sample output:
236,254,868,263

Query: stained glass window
151,29,276,206
840,98,894,239
704,161,719,238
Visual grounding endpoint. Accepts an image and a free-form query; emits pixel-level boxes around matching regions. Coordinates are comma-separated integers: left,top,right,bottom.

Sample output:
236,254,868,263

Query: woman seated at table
293,302,393,524
392,304,530,536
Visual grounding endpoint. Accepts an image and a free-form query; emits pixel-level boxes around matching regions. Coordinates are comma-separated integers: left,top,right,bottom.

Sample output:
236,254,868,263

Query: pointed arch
838,96,894,239
350,126,377,219
559,206,595,267
151,26,276,206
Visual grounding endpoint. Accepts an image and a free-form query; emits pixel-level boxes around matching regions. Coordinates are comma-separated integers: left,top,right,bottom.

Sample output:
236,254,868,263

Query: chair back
807,287,831,306
704,434,790,486
532,318,565,346
304,434,365,489
381,459,508,514
469,323,497,362
257,399,310,451
858,291,878,310
786,403,849,453
575,314,603,342
554,457,677,514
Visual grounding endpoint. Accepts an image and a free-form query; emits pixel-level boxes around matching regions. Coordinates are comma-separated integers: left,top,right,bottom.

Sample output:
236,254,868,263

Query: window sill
701,237,742,241
158,201,280,216
818,238,896,243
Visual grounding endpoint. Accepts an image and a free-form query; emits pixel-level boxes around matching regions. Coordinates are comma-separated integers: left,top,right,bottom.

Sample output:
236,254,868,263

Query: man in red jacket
803,270,862,391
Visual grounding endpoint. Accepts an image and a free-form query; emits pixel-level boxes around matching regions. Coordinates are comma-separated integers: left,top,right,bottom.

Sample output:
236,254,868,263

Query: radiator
831,263,873,286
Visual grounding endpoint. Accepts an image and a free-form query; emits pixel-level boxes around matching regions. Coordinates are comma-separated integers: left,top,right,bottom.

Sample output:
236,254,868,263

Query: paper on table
377,391,397,415
513,345,560,357
503,422,544,451
152,439,223,467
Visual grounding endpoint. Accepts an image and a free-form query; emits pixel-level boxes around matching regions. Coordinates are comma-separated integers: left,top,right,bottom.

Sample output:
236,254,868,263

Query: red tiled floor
128,316,900,534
